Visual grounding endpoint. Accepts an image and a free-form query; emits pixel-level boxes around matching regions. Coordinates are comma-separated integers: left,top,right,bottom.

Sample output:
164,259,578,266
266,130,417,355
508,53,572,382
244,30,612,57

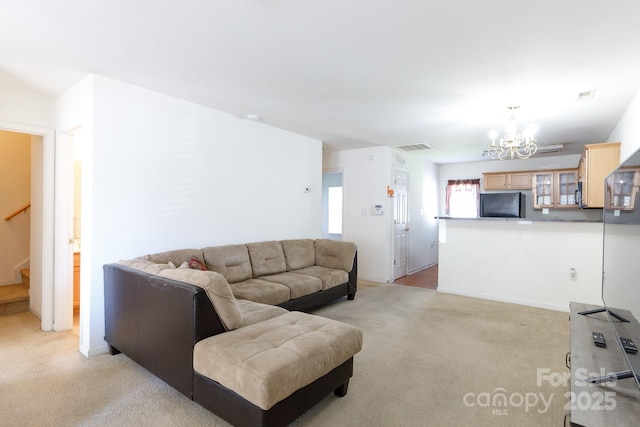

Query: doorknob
404,226,410,231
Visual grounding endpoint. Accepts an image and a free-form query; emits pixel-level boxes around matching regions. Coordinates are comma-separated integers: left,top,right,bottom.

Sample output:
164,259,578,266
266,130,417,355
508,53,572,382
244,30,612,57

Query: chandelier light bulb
489,130,498,146
523,124,538,139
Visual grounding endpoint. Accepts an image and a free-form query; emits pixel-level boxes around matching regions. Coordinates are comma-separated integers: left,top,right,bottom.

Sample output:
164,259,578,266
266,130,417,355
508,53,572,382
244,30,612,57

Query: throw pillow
189,256,207,271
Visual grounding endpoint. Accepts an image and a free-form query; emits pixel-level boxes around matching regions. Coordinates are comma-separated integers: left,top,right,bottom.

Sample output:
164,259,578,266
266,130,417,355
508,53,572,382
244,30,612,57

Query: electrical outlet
570,268,577,281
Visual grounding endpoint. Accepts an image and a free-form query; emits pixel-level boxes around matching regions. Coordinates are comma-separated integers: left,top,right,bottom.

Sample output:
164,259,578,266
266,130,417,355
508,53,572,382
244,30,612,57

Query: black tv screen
601,147,640,391
479,192,524,218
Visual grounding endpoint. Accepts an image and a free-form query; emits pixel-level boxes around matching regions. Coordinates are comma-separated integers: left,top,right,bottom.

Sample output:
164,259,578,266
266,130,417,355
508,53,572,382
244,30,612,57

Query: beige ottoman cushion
193,311,363,410
236,299,288,328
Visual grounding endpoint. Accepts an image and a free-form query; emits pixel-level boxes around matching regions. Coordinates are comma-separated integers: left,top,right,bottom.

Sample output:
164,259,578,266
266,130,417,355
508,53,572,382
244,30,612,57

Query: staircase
0,269,29,315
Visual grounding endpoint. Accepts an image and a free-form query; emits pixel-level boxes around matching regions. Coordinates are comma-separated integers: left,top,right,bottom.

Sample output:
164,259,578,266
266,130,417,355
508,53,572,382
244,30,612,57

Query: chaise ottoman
192,311,363,427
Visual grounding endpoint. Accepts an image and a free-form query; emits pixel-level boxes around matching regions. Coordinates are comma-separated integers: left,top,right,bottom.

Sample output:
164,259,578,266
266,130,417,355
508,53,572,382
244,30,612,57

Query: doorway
0,131,31,306
53,127,84,333
0,121,55,331
393,169,409,280
70,131,82,331
322,171,343,240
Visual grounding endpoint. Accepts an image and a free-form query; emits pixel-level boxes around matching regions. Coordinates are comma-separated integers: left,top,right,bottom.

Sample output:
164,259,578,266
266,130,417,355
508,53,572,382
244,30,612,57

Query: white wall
0,86,53,128
324,146,395,282
609,88,640,160
404,152,439,272
59,75,323,356
438,219,602,311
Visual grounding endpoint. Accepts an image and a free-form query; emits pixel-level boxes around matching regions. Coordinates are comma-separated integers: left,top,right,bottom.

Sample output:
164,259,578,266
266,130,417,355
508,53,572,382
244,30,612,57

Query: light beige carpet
0,281,570,426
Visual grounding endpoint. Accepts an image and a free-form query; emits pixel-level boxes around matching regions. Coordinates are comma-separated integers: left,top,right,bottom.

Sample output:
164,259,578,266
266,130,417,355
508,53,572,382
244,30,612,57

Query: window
327,186,343,234
445,179,480,218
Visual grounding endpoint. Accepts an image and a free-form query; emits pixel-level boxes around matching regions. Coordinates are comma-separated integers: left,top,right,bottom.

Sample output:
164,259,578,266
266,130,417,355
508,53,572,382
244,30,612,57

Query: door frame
321,168,344,240
0,120,55,331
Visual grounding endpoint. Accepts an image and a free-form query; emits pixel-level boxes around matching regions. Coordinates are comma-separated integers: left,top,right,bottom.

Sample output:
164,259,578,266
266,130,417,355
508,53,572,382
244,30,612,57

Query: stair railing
4,203,31,221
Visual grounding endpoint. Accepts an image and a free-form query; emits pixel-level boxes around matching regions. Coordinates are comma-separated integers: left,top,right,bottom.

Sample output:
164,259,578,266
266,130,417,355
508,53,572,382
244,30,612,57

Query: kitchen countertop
436,216,602,223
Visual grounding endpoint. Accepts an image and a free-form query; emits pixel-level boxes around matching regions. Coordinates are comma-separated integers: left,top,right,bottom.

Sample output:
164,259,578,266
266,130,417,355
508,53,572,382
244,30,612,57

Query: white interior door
393,169,409,280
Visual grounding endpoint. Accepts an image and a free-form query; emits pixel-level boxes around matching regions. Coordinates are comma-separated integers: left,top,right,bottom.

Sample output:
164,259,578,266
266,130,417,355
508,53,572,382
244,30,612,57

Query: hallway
394,264,438,290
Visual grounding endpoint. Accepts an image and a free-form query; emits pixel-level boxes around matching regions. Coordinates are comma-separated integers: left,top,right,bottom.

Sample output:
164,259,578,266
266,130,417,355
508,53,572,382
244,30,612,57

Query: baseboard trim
408,262,437,276
80,342,110,358
437,287,569,312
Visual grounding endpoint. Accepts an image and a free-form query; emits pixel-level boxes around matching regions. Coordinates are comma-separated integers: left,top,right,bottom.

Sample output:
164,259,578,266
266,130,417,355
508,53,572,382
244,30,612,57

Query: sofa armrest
347,251,357,299
104,263,225,398
314,239,357,272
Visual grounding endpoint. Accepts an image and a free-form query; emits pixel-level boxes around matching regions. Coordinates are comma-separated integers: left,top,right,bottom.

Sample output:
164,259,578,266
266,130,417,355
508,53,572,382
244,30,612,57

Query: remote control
620,337,638,354
593,332,606,347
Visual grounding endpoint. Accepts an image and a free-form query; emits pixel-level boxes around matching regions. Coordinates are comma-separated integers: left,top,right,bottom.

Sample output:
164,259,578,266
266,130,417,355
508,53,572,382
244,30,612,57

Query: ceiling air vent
394,143,433,152
577,90,595,101
537,144,564,154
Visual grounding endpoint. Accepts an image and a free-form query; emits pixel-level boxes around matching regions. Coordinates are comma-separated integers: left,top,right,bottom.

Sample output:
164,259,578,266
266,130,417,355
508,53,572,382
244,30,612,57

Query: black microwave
575,182,584,208
479,192,525,218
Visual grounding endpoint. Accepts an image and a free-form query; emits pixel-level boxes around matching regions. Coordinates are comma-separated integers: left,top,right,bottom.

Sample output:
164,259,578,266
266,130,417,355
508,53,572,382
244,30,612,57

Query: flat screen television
479,192,524,218
596,147,640,389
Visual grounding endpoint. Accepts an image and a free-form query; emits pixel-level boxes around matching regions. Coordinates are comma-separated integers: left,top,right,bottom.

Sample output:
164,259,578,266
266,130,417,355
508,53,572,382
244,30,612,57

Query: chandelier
487,106,538,160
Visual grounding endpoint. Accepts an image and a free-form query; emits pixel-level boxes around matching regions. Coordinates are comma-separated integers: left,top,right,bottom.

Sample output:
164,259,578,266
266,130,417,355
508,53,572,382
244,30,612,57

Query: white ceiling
1,0,639,163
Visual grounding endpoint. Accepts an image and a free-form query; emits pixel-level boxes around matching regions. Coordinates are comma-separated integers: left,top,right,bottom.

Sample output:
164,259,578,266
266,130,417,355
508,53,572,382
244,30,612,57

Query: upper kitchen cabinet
483,171,531,191
532,169,578,209
577,142,621,208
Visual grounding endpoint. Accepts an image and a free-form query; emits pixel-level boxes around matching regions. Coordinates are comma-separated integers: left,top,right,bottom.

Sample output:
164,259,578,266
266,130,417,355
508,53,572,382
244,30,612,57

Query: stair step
20,269,30,288
0,284,29,315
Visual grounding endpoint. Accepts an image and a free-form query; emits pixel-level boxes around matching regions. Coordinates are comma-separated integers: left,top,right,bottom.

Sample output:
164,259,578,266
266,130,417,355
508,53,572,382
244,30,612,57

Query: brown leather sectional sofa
103,239,359,426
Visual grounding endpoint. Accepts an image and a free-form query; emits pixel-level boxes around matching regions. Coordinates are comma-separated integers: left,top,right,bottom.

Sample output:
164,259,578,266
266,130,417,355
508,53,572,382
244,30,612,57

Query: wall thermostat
371,205,384,215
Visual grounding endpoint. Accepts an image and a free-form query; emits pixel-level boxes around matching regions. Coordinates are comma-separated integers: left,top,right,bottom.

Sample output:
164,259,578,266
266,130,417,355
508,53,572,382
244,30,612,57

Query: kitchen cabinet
532,169,578,209
483,171,531,191
577,142,620,208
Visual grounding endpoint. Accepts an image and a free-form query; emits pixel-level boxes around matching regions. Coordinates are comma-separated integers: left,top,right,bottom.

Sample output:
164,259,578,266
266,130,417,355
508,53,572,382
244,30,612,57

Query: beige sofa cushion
229,279,290,305
202,245,252,283
157,269,242,331
314,239,357,272
281,239,316,270
294,266,349,290
140,249,204,267
246,241,286,277
118,259,176,275
193,311,363,410
236,299,288,328
258,272,322,299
